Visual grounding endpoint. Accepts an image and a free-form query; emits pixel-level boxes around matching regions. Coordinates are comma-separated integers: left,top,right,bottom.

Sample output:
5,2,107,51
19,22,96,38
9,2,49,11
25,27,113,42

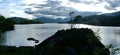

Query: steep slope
35,28,110,55
81,11,120,26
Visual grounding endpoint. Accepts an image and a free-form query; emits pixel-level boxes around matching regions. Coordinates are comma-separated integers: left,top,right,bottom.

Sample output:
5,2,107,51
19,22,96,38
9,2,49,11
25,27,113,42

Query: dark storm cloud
24,0,100,18
104,0,120,10
104,5,117,10
31,0,61,7
24,0,77,17
25,7,100,17
25,6,77,17
46,0,61,6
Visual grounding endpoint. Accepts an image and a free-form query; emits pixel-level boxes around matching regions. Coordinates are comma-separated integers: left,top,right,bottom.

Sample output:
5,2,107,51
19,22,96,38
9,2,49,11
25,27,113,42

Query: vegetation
0,46,34,55
69,12,75,29
73,15,82,23
7,17,43,24
69,12,82,29
0,15,14,32
17,19,43,24
75,12,120,26
82,15,120,26
0,15,35,55
35,28,110,55
104,16,120,26
0,15,15,46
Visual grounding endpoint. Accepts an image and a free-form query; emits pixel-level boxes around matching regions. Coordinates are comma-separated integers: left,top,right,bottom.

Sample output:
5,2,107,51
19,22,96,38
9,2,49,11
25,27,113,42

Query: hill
8,17,43,24
75,11,120,26
34,17,70,23
35,28,110,55
0,15,14,31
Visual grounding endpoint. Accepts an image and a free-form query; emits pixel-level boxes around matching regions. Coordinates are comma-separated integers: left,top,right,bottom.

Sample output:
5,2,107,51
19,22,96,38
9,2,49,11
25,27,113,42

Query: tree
69,12,74,29
0,15,14,31
74,15,82,23
0,15,5,21
69,12,82,29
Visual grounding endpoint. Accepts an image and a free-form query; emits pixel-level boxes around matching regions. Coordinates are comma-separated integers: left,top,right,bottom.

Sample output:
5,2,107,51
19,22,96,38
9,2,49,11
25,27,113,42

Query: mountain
56,18,71,22
34,17,70,23
103,11,120,17
75,11,120,26
7,17,43,24
34,17,57,23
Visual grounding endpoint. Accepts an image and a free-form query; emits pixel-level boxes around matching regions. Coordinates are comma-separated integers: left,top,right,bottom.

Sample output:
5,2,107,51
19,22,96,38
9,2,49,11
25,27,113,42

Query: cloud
69,0,103,4
0,0,25,17
104,5,117,10
103,0,120,10
24,0,76,18
69,0,120,10
24,0,101,18
0,0,120,19
25,5,77,18
69,0,81,3
21,0,46,4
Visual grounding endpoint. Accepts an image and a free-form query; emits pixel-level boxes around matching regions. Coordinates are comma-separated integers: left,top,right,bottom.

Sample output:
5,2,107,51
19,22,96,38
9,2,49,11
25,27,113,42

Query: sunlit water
1,23,120,49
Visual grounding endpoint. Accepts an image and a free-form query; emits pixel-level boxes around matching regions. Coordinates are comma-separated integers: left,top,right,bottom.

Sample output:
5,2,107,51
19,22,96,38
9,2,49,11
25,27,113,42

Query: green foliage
7,17,43,24
0,16,14,32
80,14,120,26
73,15,82,23
0,46,34,55
35,28,110,55
0,16,5,21
69,12,75,29
69,12,82,29
14,19,43,24
0,28,110,55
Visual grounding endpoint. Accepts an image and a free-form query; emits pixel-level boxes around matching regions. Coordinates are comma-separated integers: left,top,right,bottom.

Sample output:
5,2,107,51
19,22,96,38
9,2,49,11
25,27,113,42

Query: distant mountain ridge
7,16,70,23
8,17,43,24
102,11,120,16
83,11,120,19
7,11,120,26
81,11,120,26
34,17,70,23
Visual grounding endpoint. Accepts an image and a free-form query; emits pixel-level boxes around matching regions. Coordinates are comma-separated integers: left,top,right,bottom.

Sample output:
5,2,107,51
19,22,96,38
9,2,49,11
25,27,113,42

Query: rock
34,28,110,55
27,38,39,43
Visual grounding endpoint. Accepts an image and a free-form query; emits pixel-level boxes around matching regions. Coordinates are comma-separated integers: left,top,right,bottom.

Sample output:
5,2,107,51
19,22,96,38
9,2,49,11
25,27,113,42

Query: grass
0,46,34,55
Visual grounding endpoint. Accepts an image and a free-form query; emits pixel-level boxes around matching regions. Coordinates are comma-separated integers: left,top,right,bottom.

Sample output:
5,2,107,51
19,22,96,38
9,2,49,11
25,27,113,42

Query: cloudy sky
0,0,120,19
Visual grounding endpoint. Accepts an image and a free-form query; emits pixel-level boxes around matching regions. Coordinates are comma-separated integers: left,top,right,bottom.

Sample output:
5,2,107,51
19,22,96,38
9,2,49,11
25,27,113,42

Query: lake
1,23,120,48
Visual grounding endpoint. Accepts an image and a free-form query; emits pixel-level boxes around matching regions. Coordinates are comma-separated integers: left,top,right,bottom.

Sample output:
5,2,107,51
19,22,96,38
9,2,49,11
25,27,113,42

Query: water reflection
1,23,120,48
0,33,5,45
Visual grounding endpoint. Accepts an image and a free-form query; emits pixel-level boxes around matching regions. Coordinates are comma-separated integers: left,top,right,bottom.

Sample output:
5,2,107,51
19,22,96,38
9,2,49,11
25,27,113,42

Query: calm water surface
2,23,120,48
